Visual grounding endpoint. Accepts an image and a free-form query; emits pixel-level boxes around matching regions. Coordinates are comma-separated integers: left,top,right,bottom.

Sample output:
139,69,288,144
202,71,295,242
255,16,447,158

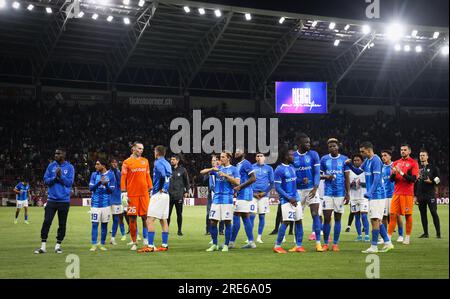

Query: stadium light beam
198,8,205,15
411,30,418,38
214,9,221,17
183,6,190,13
344,24,350,31
27,4,34,11
12,1,20,9
394,44,402,51
138,0,145,7
245,13,251,21
441,45,449,55
404,45,411,52
123,17,130,25
386,23,405,41
362,24,371,34
107,15,113,22
334,39,340,46
415,45,422,53
77,11,84,18
46,7,52,14
92,13,98,20
433,31,440,39
123,0,130,5
329,22,336,30
0,0,5,9
279,17,285,24
311,20,318,27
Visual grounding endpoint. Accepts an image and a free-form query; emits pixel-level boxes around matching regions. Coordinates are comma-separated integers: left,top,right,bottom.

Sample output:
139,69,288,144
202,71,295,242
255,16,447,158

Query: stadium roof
0,0,448,105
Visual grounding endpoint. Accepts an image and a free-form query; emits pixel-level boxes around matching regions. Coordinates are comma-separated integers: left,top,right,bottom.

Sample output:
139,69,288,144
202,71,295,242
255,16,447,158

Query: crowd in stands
0,98,448,198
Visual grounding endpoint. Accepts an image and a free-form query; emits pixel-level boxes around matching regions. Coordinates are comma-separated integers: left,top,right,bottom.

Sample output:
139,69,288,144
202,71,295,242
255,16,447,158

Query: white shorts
255,196,270,214
234,199,252,213
369,199,386,220
91,206,111,223
322,196,345,214
111,204,124,215
384,197,392,216
281,202,303,222
210,204,234,221
250,199,258,214
16,200,28,209
350,198,369,213
297,189,321,208
147,192,170,220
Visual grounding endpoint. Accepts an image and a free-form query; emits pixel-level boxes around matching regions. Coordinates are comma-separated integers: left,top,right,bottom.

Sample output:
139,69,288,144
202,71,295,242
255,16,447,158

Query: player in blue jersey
229,149,257,249
251,152,274,244
13,179,31,224
202,151,240,252
346,142,394,253
320,138,350,252
109,159,126,245
273,146,305,253
293,133,324,252
89,159,116,251
381,150,404,243
139,145,172,253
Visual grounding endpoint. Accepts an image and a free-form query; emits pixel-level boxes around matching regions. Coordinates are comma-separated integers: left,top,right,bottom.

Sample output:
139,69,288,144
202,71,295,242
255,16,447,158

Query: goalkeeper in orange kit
121,142,153,251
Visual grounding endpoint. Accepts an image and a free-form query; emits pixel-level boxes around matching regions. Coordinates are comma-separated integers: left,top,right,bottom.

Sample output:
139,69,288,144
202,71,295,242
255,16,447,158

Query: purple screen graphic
275,82,328,114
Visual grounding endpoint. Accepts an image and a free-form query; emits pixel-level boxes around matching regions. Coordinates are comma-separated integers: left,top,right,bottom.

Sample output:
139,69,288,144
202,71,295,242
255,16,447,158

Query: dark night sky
202,0,449,27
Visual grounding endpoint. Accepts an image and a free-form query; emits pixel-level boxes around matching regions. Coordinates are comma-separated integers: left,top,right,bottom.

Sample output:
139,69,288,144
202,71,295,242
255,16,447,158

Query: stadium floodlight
12,1,20,9
92,13,98,20
415,45,422,53
362,24,371,34
77,11,84,18
433,31,440,39
107,15,113,22
329,22,336,30
214,9,221,17
279,17,285,24
344,24,350,31
46,7,52,14
441,45,449,55
27,4,34,11
138,0,145,7
245,13,251,21
0,0,5,9
123,17,130,24
394,44,402,51
386,23,405,41
311,20,318,27
411,30,418,37
198,8,205,15
183,6,190,13
404,45,411,52
369,42,375,48
123,0,130,5
334,39,340,46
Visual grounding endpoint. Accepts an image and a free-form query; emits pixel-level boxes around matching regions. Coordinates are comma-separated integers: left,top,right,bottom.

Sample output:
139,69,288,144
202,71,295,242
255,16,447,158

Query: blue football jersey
361,155,386,200
211,165,239,204
152,157,172,195
236,159,255,201
293,150,321,190
89,170,116,208
320,154,350,197
252,163,274,194
382,163,395,198
110,168,122,205
15,182,30,201
274,164,300,205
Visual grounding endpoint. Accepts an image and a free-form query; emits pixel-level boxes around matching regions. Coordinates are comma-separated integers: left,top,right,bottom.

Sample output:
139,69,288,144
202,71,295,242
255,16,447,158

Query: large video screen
275,81,328,114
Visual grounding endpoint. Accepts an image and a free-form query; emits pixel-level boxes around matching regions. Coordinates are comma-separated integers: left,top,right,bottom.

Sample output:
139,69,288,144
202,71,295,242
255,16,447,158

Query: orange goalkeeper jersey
121,156,153,197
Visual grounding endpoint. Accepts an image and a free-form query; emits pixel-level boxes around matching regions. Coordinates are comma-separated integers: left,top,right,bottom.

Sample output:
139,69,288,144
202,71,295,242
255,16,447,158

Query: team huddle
28,134,419,254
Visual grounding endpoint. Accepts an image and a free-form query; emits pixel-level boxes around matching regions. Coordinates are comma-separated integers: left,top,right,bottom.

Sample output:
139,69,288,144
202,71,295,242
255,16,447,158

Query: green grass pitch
0,205,448,279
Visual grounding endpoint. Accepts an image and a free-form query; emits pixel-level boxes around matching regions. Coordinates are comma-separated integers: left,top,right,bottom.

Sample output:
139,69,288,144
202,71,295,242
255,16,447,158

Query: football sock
355,213,362,236
333,220,341,245
148,231,155,247
313,214,321,240
210,225,218,245
243,216,254,242
276,223,287,246
100,222,108,245
111,215,119,238
225,223,232,245
230,215,240,242
323,222,331,244
380,223,391,244
388,214,397,235
258,214,265,235
91,222,99,245
405,215,413,235
129,218,137,242
371,229,380,246
362,213,370,236
295,222,303,247
162,232,169,247
398,225,404,237
119,223,125,236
